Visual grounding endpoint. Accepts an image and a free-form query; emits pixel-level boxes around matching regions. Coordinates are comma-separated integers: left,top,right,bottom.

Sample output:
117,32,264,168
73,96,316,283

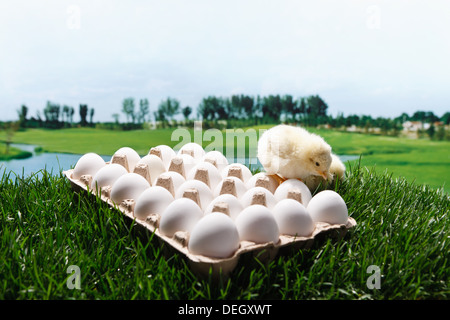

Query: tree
2,121,19,154
182,106,192,120
345,114,360,127
36,110,42,122
112,113,120,124
294,95,328,126
17,105,28,128
411,111,426,123
394,112,409,124
241,95,255,120
62,105,70,124
441,112,450,125
79,104,88,126
306,95,328,124
427,123,435,139
231,95,244,119
360,115,374,131
436,125,445,141
223,97,235,119
70,107,75,124
44,101,61,123
198,96,221,121
297,97,307,123
424,111,439,123
154,108,166,122
89,108,95,124
253,95,263,123
158,97,180,121
261,95,282,123
138,99,150,123
122,98,136,123
216,99,227,120
281,95,296,122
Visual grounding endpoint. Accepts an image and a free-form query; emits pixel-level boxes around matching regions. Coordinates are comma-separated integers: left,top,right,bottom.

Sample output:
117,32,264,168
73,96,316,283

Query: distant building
402,121,423,132
402,121,445,132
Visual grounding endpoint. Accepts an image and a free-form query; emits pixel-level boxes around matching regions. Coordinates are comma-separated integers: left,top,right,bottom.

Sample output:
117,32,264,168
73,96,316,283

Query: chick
329,153,346,181
303,153,346,191
257,124,332,181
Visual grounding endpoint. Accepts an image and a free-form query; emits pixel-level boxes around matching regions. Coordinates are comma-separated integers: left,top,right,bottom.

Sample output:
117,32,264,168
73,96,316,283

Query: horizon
1,0,449,122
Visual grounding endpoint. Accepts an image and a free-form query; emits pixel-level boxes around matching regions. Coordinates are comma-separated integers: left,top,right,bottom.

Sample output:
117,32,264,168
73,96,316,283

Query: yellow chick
303,153,346,191
257,124,332,181
329,153,346,181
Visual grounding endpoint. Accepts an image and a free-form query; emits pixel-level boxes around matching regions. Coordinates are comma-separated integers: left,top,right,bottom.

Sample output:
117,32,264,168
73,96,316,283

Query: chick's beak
317,170,328,180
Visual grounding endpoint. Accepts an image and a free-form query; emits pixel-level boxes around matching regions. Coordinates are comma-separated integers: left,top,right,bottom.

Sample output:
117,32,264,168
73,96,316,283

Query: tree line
9,94,450,139
17,101,95,129
196,94,328,127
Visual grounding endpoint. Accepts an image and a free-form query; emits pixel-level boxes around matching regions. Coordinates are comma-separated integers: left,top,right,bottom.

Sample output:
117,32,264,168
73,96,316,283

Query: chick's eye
315,162,320,167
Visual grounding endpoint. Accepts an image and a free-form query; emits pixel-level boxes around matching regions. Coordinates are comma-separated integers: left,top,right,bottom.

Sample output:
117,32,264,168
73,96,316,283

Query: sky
1,0,450,123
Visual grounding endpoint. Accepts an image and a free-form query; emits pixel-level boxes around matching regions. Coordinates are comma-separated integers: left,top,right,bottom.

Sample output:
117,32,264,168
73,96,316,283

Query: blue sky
1,0,449,122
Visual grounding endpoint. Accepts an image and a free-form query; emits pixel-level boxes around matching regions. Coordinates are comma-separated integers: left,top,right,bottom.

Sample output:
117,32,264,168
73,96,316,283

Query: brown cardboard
168,156,186,178
219,177,238,197
287,189,303,203
155,174,175,196
149,146,162,159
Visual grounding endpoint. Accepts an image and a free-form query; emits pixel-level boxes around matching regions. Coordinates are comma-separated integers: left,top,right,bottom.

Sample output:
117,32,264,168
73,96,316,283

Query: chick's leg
268,174,287,186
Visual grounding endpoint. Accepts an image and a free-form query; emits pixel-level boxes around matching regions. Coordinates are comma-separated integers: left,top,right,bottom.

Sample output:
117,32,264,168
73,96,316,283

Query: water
0,143,359,178
0,144,112,177
0,144,260,177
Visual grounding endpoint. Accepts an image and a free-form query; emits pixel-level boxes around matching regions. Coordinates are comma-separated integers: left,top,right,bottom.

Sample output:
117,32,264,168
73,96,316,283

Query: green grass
0,144,32,161
10,127,450,193
1,164,448,300
307,130,450,192
12,128,178,156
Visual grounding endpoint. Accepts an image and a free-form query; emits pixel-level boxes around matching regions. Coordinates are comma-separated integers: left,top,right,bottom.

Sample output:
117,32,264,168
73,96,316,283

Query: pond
0,144,109,178
0,144,359,178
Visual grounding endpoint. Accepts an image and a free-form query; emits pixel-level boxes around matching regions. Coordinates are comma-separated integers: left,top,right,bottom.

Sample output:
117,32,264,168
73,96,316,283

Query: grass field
9,126,450,193
0,144,32,161
0,163,448,300
1,127,449,300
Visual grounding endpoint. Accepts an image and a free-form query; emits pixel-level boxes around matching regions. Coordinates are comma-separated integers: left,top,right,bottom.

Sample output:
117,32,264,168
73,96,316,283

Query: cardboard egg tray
63,149,356,279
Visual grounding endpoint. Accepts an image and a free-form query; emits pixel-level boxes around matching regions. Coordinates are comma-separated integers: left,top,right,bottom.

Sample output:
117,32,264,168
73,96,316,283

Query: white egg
221,163,253,183
245,172,279,194
186,161,222,190
272,199,315,237
72,152,106,180
111,147,141,172
204,193,244,221
155,171,185,196
134,186,175,220
274,179,312,207
241,187,277,209
159,198,203,237
90,163,128,191
307,190,348,225
213,176,248,199
175,179,214,210
188,212,240,258
235,205,279,244
202,150,229,172
168,154,197,178
149,145,177,170
136,154,166,185
110,173,150,205
178,142,205,161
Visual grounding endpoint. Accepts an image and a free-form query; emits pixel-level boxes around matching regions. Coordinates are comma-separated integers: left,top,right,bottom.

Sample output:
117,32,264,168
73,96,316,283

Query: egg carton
63,143,356,279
